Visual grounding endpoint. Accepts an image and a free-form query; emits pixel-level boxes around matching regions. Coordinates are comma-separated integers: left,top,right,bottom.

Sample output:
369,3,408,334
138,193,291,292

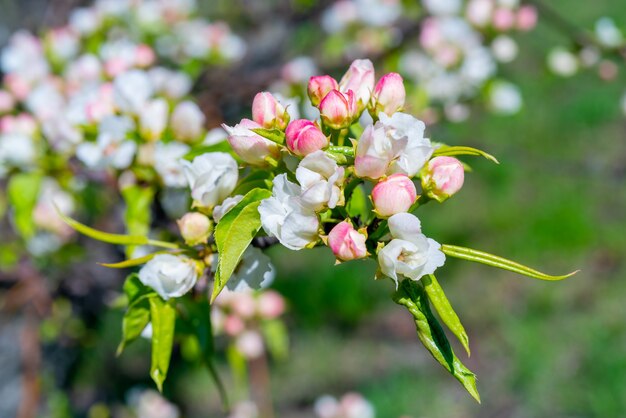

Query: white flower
422,0,462,15
595,17,623,48
154,142,190,187
258,174,319,250
295,150,344,211
213,195,244,223
0,133,36,170
113,69,153,114
378,213,445,286
76,115,137,169
355,112,434,179
235,330,264,359
182,152,238,208
171,101,205,142
140,98,169,140
138,254,198,300
379,112,434,177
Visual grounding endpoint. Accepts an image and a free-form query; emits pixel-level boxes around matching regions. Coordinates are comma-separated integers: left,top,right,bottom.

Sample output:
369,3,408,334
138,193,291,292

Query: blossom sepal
250,127,286,145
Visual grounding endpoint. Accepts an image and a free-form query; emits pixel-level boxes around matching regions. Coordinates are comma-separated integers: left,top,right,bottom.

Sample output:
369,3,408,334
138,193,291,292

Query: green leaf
56,209,178,249
8,173,43,239
433,145,499,164
212,188,272,302
149,296,176,392
441,245,579,281
100,253,158,269
123,273,153,305
346,184,373,224
251,128,285,144
117,297,151,355
423,274,470,356
121,185,155,258
261,319,289,361
393,279,480,402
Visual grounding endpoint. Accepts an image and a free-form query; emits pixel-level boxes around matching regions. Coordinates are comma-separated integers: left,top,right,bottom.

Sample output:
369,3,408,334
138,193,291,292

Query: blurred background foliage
1,0,625,417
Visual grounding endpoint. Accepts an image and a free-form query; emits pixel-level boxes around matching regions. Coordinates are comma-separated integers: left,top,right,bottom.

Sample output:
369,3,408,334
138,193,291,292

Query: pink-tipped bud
370,73,406,116
339,59,375,111
516,5,538,31
421,156,465,202
177,212,213,246
372,174,417,217
223,119,281,166
257,290,286,319
252,92,290,130
319,89,357,130
285,119,329,156
223,315,245,336
0,90,15,114
327,221,368,261
308,75,339,107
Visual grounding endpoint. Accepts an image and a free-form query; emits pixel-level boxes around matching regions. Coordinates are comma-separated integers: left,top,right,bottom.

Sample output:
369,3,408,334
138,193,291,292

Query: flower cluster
66,57,575,402
0,0,245,256
314,392,375,418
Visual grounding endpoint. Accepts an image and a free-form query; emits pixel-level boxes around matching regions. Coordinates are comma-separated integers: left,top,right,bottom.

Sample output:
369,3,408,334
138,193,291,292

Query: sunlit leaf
423,274,470,356
149,296,176,392
393,279,480,402
8,172,43,239
122,185,154,258
441,245,579,281
212,188,272,302
434,145,499,164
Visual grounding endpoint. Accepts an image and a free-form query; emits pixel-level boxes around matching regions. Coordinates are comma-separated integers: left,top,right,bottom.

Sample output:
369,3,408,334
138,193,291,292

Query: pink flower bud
252,92,289,130
0,90,15,114
493,8,516,31
516,6,538,31
223,315,245,336
230,292,257,319
339,59,375,111
223,119,281,166
285,119,329,156
319,89,357,130
421,156,464,202
257,290,286,319
371,73,406,116
328,221,368,261
308,75,339,107
371,174,417,217
177,212,213,245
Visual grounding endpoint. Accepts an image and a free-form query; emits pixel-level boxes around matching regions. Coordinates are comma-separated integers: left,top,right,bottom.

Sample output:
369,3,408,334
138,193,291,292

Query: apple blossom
327,221,367,261
138,254,199,300
251,92,289,130
370,72,406,117
308,75,339,107
153,142,191,187
223,118,281,166
113,69,153,114
140,98,169,140
177,212,212,245
371,174,417,217
258,174,320,250
338,58,375,111
319,89,357,129
235,330,264,359
295,150,345,211
378,213,445,286
421,156,465,202
182,152,238,208
171,101,205,142
285,119,329,156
